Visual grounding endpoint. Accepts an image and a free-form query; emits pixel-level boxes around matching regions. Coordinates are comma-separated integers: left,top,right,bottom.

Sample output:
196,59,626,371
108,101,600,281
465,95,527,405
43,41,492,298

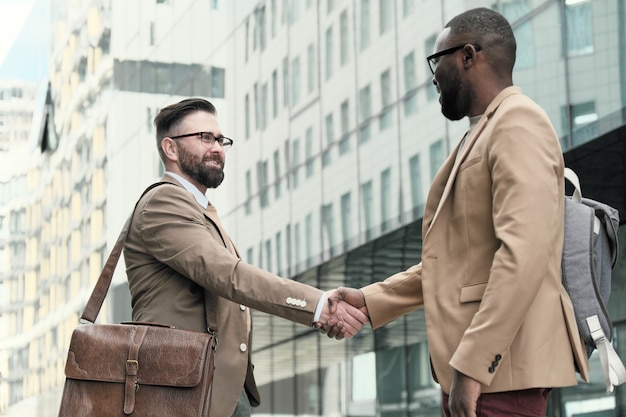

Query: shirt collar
165,171,209,208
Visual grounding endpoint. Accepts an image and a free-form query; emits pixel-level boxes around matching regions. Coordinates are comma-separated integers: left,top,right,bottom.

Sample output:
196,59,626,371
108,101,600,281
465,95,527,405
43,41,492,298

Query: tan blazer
361,87,589,394
124,175,323,417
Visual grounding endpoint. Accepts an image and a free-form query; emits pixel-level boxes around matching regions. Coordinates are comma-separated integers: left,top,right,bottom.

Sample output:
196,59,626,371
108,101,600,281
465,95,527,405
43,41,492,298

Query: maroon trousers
442,388,551,417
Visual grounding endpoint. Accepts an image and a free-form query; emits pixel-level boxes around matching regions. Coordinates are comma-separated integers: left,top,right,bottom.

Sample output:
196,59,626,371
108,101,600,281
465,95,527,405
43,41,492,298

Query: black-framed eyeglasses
170,132,234,151
426,44,482,74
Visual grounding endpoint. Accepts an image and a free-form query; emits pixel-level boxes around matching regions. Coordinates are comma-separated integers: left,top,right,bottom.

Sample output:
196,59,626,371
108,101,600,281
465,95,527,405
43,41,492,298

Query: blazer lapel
424,87,522,239
204,205,240,257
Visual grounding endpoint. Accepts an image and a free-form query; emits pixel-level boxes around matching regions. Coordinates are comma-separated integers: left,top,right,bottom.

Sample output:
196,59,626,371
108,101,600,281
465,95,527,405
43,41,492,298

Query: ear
462,44,478,69
161,137,179,162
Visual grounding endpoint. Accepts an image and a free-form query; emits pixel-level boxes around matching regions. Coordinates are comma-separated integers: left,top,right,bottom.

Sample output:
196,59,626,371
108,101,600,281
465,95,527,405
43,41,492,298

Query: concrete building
1,0,625,416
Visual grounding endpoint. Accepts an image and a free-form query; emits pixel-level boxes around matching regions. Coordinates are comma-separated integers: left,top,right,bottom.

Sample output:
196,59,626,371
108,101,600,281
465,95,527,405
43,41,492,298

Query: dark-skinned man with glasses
123,98,368,417
324,8,588,417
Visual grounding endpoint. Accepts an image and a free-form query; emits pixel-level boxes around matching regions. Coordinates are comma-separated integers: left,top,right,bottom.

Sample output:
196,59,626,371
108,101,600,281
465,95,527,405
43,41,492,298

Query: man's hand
448,370,481,417
316,287,370,339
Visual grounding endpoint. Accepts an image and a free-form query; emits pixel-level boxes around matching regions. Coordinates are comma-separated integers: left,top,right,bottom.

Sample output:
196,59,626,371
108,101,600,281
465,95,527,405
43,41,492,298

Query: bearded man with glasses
123,98,368,417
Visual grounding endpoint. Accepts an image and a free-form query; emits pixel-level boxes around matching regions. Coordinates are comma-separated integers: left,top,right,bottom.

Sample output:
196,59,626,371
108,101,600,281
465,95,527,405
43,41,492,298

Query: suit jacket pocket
459,155,482,171
459,282,488,303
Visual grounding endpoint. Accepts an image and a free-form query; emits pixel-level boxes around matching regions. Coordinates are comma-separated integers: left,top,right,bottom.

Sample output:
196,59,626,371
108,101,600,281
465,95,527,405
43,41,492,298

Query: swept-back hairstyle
445,7,517,75
154,98,217,162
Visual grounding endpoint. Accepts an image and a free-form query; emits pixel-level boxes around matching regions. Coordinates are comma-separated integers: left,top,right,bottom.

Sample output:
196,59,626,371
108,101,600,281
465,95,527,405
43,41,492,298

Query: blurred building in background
1,0,625,416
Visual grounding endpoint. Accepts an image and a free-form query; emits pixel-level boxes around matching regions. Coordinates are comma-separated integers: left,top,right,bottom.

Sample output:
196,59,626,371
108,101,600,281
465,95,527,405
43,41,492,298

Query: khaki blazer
361,87,589,394
124,175,323,417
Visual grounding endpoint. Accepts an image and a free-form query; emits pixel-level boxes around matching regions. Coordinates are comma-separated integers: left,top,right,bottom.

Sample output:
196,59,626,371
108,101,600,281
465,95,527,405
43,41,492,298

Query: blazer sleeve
136,184,323,327
361,262,424,329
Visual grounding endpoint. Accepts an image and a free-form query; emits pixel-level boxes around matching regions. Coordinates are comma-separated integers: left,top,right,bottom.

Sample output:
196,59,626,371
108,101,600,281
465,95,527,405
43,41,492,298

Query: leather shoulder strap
80,182,218,333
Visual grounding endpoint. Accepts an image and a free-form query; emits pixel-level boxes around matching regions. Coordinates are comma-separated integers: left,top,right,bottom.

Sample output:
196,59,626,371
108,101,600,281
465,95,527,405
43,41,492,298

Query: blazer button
240,304,246,311
495,354,502,361
488,366,495,373
240,343,247,352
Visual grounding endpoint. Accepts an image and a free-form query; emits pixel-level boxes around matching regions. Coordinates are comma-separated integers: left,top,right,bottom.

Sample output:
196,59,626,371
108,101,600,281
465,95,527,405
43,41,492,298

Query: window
501,0,534,68
244,94,250,139
340,10,349,66
359,85,372,144
360,0,370,51
379,69,393,130
261,82,268,130
288,0,300,26
210,67,225,98
271,0,277,37
402,0,415,17
149,21,155,46
424,35,437,102
325,26,334,80
307,43,316,93
327,0,336,14
294,223,301,270
429,140,444,181
403,52,417,115
283,57,289,108
286,224,292,274
292,138,301,188
284,140,291,189
379,0,392,35
273,150,281,198
322,203,336,256
256,6,267,52
305,127,315,177
323,114,334,166
257,160,269,208
272,70,279,118
245,170,252,215
564,0,593,56
275,231,283,275
254,82,260,129
265,239,273,272
305,213,313,267
291,56,301,106
561,101,597,148
380,168,391,231
361,180,374,240
409,154,423,218
339,99,350,154
340,192,352,249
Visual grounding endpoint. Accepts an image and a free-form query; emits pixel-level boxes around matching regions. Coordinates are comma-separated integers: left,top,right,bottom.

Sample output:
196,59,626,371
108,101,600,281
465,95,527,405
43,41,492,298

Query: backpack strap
587,315,626,393
564,167,583,203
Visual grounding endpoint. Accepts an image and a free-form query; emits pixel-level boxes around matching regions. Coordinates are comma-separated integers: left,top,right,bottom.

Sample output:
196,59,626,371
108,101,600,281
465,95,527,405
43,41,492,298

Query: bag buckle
208,328,218,350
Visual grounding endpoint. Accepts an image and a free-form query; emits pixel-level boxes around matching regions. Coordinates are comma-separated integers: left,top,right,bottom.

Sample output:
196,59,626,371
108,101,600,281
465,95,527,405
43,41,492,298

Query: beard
439,68,470,121
178,144,225,189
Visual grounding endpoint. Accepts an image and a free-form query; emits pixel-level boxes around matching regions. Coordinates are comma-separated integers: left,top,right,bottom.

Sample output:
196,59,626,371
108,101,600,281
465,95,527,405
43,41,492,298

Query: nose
207,141,224,154
432,77,440,93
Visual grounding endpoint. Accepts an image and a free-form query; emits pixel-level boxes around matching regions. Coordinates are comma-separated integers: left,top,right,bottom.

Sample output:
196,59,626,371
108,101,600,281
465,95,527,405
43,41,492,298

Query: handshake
314,287,370,340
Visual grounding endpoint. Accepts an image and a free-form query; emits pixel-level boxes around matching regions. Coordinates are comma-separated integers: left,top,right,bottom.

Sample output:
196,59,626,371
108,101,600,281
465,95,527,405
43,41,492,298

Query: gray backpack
562,168,626,392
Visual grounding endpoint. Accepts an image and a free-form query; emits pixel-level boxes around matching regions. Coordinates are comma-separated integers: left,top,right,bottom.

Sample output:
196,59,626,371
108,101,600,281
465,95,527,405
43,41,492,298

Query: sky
0,0,49,83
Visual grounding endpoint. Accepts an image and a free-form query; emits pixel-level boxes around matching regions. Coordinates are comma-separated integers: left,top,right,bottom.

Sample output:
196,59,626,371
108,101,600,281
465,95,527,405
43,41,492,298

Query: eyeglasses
426,44,482,74
170,132,234,151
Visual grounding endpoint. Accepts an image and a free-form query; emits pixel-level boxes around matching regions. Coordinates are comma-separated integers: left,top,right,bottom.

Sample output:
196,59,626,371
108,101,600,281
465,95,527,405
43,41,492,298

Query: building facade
1,0,625,416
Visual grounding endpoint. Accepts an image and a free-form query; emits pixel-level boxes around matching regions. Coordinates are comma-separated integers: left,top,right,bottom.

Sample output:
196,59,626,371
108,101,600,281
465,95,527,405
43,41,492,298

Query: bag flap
64,324,212,387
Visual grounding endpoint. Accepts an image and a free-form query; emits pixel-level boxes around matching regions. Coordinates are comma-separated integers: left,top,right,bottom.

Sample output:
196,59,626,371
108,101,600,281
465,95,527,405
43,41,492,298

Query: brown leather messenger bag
58,183,217,417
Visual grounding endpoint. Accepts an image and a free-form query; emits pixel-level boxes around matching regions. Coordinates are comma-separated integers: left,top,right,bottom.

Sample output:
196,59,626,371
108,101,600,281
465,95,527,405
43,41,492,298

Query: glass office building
1,0,625,416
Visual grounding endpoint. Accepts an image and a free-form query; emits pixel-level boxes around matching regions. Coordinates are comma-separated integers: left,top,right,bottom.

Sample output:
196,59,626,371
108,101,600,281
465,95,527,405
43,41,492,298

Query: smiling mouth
205,159,223,169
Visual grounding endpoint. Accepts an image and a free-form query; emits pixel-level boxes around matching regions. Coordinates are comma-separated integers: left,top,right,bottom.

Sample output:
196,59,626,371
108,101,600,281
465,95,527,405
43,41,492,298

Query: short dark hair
445,7,516,74
154,98,217,162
